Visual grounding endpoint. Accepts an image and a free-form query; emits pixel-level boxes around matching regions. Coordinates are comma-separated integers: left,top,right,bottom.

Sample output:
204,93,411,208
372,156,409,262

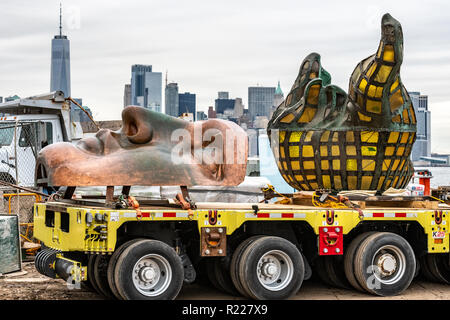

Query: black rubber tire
414,257,421,278
114,239,184,300
425,253,450,284
230,235,263,298
211,256,240,296
107,239,144,300
87,255,102,295
206,258,225,292
93,254,115,299
238,236,305,300
354,232,416,296
323,256,351,289
419,254,439,282
344,231,377,292
314,256,334,287
194,258,212,286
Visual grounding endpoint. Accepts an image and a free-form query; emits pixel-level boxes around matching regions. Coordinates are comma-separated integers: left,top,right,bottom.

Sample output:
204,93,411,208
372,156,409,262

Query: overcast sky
1,0,450,152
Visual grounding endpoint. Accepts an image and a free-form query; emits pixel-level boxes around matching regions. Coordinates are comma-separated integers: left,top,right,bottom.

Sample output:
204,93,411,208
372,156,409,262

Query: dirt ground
1,261,449,300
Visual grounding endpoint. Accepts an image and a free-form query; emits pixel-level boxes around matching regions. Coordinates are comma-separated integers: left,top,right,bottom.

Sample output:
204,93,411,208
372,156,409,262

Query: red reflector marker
163,212,177,217
373,212,384,218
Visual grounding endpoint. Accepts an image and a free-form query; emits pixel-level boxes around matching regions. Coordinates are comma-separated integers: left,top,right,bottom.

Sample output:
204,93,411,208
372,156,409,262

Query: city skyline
1,1,450,152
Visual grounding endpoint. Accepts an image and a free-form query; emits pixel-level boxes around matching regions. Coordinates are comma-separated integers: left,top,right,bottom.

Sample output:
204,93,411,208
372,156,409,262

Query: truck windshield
0,123,15,147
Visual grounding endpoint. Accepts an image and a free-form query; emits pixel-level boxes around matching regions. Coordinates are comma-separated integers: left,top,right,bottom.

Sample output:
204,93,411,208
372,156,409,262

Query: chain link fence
0,121,46,241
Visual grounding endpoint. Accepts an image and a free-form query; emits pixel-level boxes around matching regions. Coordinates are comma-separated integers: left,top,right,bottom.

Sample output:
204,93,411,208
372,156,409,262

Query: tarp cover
0,214,21,274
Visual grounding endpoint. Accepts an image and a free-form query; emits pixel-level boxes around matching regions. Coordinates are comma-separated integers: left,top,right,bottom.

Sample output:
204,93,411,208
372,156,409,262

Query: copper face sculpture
268,13,416,192
36,106,248,187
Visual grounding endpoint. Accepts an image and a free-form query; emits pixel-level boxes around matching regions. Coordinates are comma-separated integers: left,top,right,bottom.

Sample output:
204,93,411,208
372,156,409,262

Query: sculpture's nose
122,106,153,144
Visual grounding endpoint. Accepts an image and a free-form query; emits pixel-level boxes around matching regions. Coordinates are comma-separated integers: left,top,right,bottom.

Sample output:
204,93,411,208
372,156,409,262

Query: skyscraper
215,92,236,115
233,98,244,118
273,81,284,108
131,64,162,112
272,81,284,118
178,92,196,120
123,84,131,107
165,83,179,117
50,5,71,97
248,86,276,120
71,98,93,122
197,111,207,121
409,91,431,162
208,106,216,119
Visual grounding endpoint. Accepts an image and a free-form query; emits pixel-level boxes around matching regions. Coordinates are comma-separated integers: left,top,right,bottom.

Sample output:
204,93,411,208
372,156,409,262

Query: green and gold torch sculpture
268,13,416,192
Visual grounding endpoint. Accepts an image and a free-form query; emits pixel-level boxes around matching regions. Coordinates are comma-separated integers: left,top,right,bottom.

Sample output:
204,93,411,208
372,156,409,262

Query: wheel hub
140,266,156,281
134,259,162,289
262,262,279,278
258,257,279,283
377,253,397,276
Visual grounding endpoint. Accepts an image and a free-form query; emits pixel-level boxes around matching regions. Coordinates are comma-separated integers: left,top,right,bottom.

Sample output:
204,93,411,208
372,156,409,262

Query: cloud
0,0,449,153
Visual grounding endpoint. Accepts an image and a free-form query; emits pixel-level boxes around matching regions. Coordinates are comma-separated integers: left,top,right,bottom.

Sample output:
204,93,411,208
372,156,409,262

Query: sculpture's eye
122,107,153,144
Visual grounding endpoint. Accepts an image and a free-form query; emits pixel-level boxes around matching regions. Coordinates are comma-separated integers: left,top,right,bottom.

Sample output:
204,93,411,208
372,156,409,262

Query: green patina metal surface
0,214,21,274
268,13,416,192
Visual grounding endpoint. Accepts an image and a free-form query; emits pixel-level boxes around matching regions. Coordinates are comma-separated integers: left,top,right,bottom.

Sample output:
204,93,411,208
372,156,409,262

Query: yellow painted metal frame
55,254,87,281
33,203,449,255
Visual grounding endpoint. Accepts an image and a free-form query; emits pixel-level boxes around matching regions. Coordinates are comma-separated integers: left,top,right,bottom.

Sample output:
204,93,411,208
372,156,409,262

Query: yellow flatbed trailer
33,200,450,300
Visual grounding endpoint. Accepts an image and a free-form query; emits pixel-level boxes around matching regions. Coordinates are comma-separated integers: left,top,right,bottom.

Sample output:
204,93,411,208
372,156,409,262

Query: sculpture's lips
75,128,126,156
76,136,104,155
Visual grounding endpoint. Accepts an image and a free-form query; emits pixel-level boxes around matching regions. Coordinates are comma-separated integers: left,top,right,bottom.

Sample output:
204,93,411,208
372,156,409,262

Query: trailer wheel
107,239,144,300
206,257,239,296
344,231,377,292
425,253,450,284
230,235,264,298
238,236,304,300
316,256,350,289
114,239,184,300
419,255,439,282
314,257,334,287
93,255,115,299
87,255,102,295
193,258,211,286
353,232,416,296
206,258,225,292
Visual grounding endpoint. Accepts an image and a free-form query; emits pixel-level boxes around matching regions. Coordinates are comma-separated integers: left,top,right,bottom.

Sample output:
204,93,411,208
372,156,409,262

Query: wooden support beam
106,186,115,204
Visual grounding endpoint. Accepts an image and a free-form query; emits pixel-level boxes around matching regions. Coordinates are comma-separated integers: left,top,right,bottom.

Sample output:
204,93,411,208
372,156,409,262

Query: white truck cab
0,91,82,187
